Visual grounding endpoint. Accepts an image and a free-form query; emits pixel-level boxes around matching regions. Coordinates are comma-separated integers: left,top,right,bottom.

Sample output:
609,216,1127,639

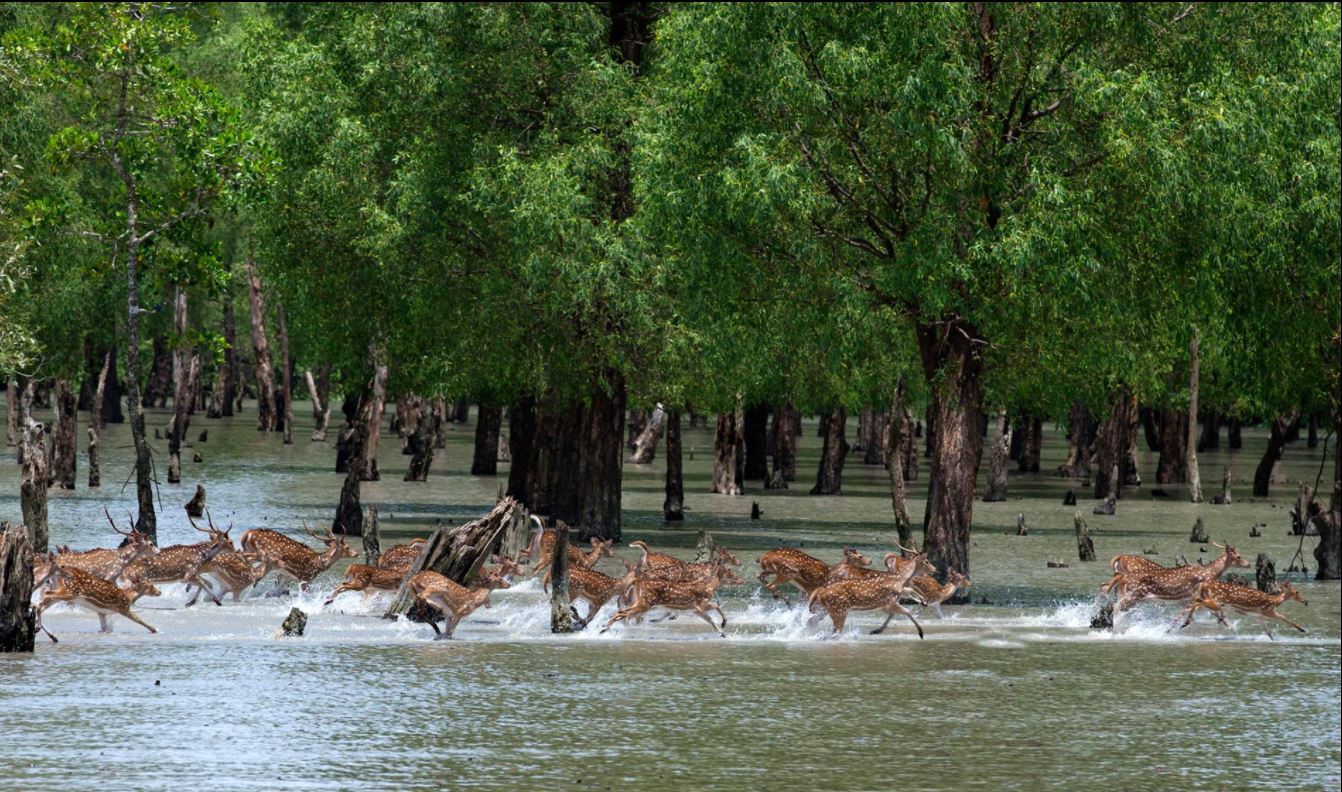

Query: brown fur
408,557,519,639
38,566,161,636
1111,543,1248,617
601,560,742,636
807,552,936,637
1180,580,1308,636
240,525,357,593
757,547,871,604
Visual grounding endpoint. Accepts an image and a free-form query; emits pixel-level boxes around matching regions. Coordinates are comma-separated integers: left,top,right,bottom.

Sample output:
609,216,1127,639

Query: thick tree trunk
334,394,362,473
472,404,502,476
549,518,573,633
1228,418,1242,450
20,398,48,552
49,380,77,490
664,410,684,521
452,399,469,424
506,395,537,501
1156,409,1189,485
983,408,1011,502
1016,416,1041,472
142,334,173,409
277,305,294,445
1253,414,1295,497
333,421,365,538
773,403,798,482
864,408,888,465
404,398,438,482
1058,402,1093,478
918,319,983,583
631,403,667,465
811,406,849,495
1198,411,1220,451
244,258,276,432
0,525,36,653
207,290,238,418
360,363,387,482
626,409,645,451
887,383,913,547
742,404,770,478
1186,333,1202,503
1141,406,1162,452
305,368,333,442
1313,412,1340,579
87,352,111,488
712,410,743,496
1093,392,1137,500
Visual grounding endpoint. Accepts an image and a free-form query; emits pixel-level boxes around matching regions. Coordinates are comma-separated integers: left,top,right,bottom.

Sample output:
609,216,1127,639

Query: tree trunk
863,408,887,465
1093,392,1137,500
811,405,849,495
452,399,469,424
772,403,798,482
887,382,913,547
1075,512,1096,562
631,403,667,464
207,289,238,418
360,363,387,482
664,410,684,521
49,380,77,490
1228,418,1242,450
4,378,15,448
1186,333,1202,503
917,319,983,583
244,257,276,432
334,394,362,473
1058,402,1093,478
0,525,36,652
1253,414,1295,497
626,408,645,451
1313,412,1340,579
1307,412,1319,449
1016,416,1041,472
305,368,333,442
333,429,365,538
1198,411,1220,451
86,352,111,488
1156,409,1189,485
20,399,48,552
1141,406,1162,451
404,399,438,482
166,352,199,485
472,404,502,476
712,409,743,495
433,398,448,449
277,304,294,445
983,408,1010,502
506,395,537,501
142,334,173,408
549,518,573,633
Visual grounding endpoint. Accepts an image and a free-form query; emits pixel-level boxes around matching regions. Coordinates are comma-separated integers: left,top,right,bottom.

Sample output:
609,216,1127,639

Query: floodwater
1,402,1338,791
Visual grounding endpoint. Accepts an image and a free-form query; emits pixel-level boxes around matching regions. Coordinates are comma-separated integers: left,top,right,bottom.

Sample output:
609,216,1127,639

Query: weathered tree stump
362,506,381,567
1210,466,1232,505
1189,517,1209,544
694,529,716,563
0,524,37,652
631,403,667,465
1092,496,1116,516
1090,602,1114,629
1063,489,1077,506
20,416,48,552
1075,512,1096,562
185,484,206,519
198,429,207,443
281,607,307,637
549,518,573,633
1255,553,1278,593
1016,514,1028,536
1290,484,1318,536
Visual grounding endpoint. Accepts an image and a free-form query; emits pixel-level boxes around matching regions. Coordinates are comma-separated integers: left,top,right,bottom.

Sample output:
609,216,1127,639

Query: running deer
1180,580,1308,637
600,559,743,637
38,566,162,638
188,549,260,605
635,544,743,582
1110,541,1248,619
377,538,428,572
757,547,871,605
818,548,880,586
240,523,357,594
807,550,936,637
121,516,235,607
53,509,159,583
627,539,685,573
408,556,520,639
566,561,641,626
1098,554,1166,595
904,570,972,619
324,563,409,606
525,517,615,589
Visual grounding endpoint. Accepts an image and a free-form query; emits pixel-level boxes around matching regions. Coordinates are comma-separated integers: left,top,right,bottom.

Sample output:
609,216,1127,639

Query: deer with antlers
1098,554,1167,596
50,509,159,585
408,556,520,639
38,565,162,638
757,547,872,605
120,515,236,607
1180,580,1309,637
904,570,972,619
600,557,743,637
807,547,936,637
240,522,357,595
1109,541,1249,621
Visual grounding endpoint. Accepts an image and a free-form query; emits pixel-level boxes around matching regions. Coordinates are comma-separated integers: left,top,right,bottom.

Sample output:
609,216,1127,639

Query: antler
1210,540,1225,549
188,514,211,534
105,506,133,537
894,540,922,555
302,521,320,540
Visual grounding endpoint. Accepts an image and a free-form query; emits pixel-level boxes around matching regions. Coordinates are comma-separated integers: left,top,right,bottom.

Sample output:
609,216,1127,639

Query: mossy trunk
0,525,36,653
811,405,848,495
50,380,77,490
712,410,743,496
664,410,684,521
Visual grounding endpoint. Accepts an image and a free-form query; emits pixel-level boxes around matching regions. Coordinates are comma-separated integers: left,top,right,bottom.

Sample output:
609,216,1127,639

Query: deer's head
947,570,971,589
1279,582,1307,606
1212,541,1249,569
843,547,871,567
589,537,615,561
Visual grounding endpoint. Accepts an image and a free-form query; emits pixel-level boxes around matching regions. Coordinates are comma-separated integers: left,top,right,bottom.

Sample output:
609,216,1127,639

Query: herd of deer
28,512,1309,642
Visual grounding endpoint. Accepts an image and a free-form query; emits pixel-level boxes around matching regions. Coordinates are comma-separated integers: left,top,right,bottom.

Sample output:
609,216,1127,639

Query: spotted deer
566,561,641,626
377,538,428,572
638,545,743,583
240,523,357,594
324,563,409,606
627,539,686,573
53,509,159,583
818,548,880,586
408,556,520,639
120,517,235,607
807,551,936,637
600,559,743,637
38,566,162,638
1098,554,1166,595
187,550,260,605
757,547,871,605
525,517,615,586
1110,541,1249,620
904,570,972,619
1180,580,1308,637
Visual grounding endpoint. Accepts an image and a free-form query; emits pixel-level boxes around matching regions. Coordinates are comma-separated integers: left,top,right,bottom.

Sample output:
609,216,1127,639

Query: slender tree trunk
404,398,438,482
86,352,110,488
887,382,913,547
49,380,77,490
1186,333,1202,503
1307,412,1319,449
334,394,362,473
361,363,387,482
664,410,684,521
142,334,173,409
811,405,849,495
19,391,48,551
1017,416,1041,472
1253,414,1295,497
121,186,156,540
305,368,333,441
917,319,983,583
864,408,888,465
900,402,918,482
712,410,742,495
984,408,1010,502
1228,418,1242,450
167,288,193,484
277,305,294,445
631,403,667,464
1141,406,1162,451
433,397,448,449
626,408,645,451
1313,411,1340,579
1093,391,1137,499
1059,402,1093,478
244,257,276,432
452,399,469,424
1156,409,1188,485
472,404,502,476
207,288,238,418
4,378,15,448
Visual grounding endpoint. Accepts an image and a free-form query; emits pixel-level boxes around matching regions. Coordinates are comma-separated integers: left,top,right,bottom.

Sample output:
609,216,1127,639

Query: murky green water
2,404,1338,791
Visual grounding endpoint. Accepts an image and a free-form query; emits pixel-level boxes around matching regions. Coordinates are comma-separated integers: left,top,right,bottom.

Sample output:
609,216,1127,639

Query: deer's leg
121,610,157,634
98,613,111,633
693,605,724,637
323,584,352,607
190,573,223,606
438,614,461,640
828,609,847,634
1269,609,1307,633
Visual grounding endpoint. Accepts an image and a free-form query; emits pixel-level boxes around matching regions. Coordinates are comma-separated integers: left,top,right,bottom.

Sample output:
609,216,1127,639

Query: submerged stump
1189,517,1209,544
281,607,307,637
185,484,206,519
1255,554,1278,593
0,524,37,652
1075,512,1096,562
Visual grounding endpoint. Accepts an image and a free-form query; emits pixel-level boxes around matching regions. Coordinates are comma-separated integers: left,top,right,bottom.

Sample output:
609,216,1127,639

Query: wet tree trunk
1016,416,1041,473
49,380,77,490
864,408,888,465
1156,409,1189,485
305,368,333,442
142,334,173,409
1228,418,1242,450
664,410,684,521
918,319,983,582
333,415,365,537
1186,333,1202,503
277,305,294,445
244,258,276,432
0,525,36,653
984,408,1011,502
4,378,15,448
452,399,469,424
506,395,537,502
360,363,387,482
631,403,667,465
1093,392,1138,500
1141,406,1162,451
20,400,48,552
1313,411,1340,579
334,394,361,473
1307,412,1319,449
811,406,849,495
1075,512,1096,562
87,352,111,488
899,403,918,483
1198,411,1220,451
1123,404,1142,489
772,403,798,483
626,409,645,452
924,403,936,459
1058,402,1093,478
742,404,770,478
712,409,743,496
394,394,418,454
549,518,573,633
207,290,238,418
167,288,196,485
472,404,502,476
1253,414,1295,497
404,398,437,482
887,382,913,547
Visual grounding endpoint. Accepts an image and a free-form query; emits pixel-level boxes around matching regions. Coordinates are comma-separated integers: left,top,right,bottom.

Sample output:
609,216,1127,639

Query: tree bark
433,398,448,449
277,304,294,445
0,525,36,652
49,380,77,490
207,289,238,418
404,398,438,482
1016,416,1041,472
626,408,645,451
305,368,333,442
863,407,887,465
452,399,469,424
1141,406,1162,451
712,409,743,495
984,408,1011,502
4,378,15,448
1198,411,1220,451
86,352,111,488
549,519,573,633
664,410,684,521
472,404,502,476
142,334,173,409
1228,418,1242,449
506,395,537,501
631,403,667,464
1186,333,1202,503
244,257,276,432
811,405,849,495
1313,412,1340,579
1253,414,1295,497
917,319,983,583
166,352,199,485
1093,392,1137,499
333,420,365,538
360,362,387,482
20,397,48,552
121,203,156,541
334,394,362,473
772,403,798,482
887,382,913,547
1058,401,1093,478
1156,409,1189,485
